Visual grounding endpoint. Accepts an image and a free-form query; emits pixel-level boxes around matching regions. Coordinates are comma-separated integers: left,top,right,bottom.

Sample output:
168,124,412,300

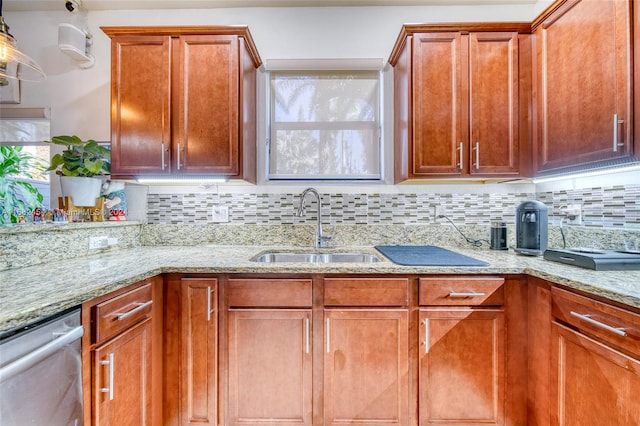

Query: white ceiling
4,0,538,12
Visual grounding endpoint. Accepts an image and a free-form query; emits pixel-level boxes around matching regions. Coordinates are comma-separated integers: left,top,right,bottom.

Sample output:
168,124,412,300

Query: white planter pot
60,176,103,207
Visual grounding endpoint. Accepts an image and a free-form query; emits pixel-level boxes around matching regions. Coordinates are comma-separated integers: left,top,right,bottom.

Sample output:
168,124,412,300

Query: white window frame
263,59,385,182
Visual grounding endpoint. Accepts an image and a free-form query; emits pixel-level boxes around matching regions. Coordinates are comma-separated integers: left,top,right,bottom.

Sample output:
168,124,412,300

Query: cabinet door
93,319,152,426
535,0,632,172
412,32,468,176
551,322,640,425
469,32,519,175
174,35,239,175
181,278,218,426
419,309,504,426
324,309,408,426
110,35,172,176
228,309,312,426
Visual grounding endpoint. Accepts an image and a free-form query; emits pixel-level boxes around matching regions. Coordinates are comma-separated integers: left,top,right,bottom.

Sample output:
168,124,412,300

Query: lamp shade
0,16,46,82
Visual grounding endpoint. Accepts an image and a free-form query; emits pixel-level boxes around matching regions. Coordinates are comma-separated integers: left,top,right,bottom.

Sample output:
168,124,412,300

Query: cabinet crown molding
388,22,531,66
101,25,262,67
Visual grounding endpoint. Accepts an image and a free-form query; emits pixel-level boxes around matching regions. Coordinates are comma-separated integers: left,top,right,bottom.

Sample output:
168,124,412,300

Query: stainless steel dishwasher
0,308,84,426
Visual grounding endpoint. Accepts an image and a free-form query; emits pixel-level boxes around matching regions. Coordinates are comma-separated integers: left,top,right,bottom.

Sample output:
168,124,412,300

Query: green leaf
44,135,110,177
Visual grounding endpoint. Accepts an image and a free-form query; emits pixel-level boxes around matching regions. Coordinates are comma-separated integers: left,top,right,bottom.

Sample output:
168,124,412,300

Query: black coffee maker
515,201,548,256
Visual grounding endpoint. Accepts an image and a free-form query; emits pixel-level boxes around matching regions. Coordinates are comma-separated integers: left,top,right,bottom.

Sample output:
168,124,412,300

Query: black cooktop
543,248,640,271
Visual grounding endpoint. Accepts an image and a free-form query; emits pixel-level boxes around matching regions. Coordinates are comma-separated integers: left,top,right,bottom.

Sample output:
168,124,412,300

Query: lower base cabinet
228,309,313,426
181,278,218,426
550,287,640,426
419,309,505,426
551,323,640,426
83,277,162,426
93,319,153,426
225,278,314,426
324,309,409,426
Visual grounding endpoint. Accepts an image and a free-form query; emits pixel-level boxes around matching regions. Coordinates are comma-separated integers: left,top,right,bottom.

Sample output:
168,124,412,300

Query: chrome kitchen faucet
296,187,333,248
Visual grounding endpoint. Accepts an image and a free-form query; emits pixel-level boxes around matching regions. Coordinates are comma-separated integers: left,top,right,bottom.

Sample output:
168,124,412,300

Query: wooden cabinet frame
388,23,532,182
102,26,261,182
160,274,527,426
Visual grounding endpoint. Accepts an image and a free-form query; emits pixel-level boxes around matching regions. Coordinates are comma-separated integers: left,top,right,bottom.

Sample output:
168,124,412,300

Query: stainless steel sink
252,251,382,263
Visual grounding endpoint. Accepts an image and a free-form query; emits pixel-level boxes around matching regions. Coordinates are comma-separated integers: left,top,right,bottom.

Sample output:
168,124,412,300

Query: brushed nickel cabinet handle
305,318,310,354
326,318,331,353
177,143,183,170
457,142,463,169
473,142,480,169
449,291,486,298
613,114,625,152
161,143,166,170
116,300,153,321
207,287,213,322
422,319,429,354
570,311,627,337
100,353,115,401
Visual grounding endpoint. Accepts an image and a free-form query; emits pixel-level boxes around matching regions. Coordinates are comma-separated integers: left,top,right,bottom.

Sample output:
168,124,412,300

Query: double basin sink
253,251,382,264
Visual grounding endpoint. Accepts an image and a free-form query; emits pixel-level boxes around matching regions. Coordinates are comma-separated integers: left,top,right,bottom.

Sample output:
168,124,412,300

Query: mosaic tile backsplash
147,192,537,225
147,184,640,228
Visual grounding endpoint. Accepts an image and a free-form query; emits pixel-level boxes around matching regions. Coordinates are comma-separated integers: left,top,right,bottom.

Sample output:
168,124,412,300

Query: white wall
5,3,550,139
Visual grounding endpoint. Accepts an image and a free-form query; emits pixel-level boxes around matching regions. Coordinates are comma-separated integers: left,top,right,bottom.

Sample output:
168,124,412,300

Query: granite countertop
1,244,640,334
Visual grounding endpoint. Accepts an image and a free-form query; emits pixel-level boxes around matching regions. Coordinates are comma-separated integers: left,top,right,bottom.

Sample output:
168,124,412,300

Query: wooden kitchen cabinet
181,278,218,426
226,278,313,426
323,278,409,426
102,26,262,182
532,0,635,173
419,309,504,425
82,276,163,426
550,287,640,425
418,277,506,426
324,309,409,426
93,319,152,426
388,24,531,181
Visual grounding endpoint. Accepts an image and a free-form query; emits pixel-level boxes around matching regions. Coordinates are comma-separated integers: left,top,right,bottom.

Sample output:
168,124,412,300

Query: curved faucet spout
297,187,332,248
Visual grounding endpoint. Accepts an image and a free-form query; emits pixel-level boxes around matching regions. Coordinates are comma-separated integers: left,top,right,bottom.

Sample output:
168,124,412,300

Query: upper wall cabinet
532,0,636,174
102,26,261,182
388,24,532,182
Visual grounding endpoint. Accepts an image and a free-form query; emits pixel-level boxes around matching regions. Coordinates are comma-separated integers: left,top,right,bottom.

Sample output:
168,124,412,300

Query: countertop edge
1,245,638,334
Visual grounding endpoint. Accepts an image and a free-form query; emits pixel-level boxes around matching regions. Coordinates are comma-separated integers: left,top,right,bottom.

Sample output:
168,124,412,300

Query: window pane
0,115,51,210
269,70,381,180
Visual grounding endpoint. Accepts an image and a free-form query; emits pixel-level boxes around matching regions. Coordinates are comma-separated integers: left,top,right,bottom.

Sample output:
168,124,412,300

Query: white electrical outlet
565,204,582,225
89,236,109,249
212,205,229,223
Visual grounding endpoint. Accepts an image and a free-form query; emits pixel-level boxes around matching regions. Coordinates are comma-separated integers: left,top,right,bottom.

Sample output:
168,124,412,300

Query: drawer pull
207,287,214,322
570,311,627,337
116,300,153,321
449,291,486,298
326,318,331,353
422,319,429,354
100,353,115,401
305,318,310,354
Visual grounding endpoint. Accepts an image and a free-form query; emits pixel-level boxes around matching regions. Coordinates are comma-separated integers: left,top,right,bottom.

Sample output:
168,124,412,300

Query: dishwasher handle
0,326,84,383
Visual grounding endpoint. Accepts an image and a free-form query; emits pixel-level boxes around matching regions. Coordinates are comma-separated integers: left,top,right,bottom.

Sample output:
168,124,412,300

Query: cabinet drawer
419,277,504,306
552,287,640,357
227,278,312,307
93,282,153,344
324,278,409,307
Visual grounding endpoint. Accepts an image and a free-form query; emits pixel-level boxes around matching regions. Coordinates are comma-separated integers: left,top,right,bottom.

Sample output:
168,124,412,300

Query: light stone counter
1,244,639,335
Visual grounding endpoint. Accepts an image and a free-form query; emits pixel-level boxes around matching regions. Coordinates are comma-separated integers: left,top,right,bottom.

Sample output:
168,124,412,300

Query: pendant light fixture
0,0,46,82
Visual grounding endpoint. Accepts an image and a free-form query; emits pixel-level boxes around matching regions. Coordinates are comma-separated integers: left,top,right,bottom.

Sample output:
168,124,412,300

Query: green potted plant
45,135,111,206
0,146,45,224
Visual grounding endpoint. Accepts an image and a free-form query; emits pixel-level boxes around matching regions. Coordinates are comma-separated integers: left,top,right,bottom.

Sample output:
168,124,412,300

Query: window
0,110,51,208
268,69,382,180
